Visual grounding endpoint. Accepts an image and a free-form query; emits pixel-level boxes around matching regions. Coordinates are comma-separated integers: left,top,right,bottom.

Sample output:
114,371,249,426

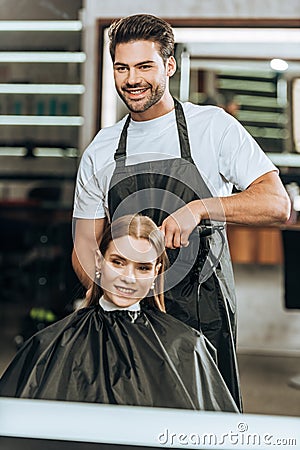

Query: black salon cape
0,305,238,412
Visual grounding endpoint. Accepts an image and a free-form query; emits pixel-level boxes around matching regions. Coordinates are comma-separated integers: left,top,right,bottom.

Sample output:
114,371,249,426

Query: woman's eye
138,265,151,272
111,259,123,267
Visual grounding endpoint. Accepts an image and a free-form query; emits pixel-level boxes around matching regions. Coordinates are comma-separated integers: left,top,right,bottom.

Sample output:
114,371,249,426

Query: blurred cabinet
227,224,283,265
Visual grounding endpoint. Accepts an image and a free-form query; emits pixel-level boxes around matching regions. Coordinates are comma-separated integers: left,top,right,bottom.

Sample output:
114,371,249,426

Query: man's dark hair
108,14,175,64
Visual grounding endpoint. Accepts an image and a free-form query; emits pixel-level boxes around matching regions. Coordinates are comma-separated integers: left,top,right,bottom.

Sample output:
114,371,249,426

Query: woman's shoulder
24,306,100,345
142,304,200,337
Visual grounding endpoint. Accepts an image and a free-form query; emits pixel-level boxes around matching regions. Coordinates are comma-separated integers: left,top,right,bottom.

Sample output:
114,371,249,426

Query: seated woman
0,214,238,412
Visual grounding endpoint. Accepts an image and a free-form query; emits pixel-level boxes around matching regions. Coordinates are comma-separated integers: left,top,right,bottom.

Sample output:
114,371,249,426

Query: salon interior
0,0,299,441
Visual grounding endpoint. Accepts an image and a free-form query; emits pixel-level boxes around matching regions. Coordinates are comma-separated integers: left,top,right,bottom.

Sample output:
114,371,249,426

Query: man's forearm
71,217,107,289
161,171,290,249
194,171,290,226
71,248,94,289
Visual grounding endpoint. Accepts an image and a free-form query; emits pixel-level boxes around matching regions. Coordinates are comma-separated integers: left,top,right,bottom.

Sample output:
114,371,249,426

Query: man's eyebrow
114,60,155,67
136,60,155,66
113,62,128,67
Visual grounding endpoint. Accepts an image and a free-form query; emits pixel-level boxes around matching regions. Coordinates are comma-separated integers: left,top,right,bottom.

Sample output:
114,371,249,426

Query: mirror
95,17,300,420
98,20,300,155
172,27,300,154
1,14,299,428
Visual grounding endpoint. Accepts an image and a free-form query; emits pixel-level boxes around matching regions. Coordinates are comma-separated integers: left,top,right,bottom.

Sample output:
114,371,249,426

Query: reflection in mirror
170,28,300,154
101,25,300,155
97,20,300,420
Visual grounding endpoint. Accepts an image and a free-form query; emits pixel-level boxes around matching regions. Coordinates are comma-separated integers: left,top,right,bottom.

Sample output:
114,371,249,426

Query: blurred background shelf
0,11,84,155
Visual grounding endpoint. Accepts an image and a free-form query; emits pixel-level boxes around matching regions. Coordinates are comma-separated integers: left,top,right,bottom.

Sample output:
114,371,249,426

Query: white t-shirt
73,102,276,219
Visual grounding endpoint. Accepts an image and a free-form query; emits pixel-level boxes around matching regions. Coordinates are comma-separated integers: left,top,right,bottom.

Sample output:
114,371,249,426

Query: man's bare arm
161,171,291,249
72,218,107,289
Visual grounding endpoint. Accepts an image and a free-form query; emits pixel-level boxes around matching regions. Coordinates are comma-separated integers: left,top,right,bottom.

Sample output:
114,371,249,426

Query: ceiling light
270,58,289,71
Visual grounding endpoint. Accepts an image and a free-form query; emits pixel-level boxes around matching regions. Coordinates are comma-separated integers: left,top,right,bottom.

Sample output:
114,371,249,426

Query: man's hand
160,171,290,250
160,200,203,249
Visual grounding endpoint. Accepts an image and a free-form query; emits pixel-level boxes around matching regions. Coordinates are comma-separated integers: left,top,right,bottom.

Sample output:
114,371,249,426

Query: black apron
107,99,242,410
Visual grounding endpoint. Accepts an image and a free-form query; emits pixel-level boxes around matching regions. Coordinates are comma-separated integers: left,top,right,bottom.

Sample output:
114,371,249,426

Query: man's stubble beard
117,78,167,113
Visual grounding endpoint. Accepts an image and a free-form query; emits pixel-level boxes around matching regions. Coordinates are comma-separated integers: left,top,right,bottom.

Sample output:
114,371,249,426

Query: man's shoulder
85,115,128,155
183,101,224,119
100,115,128,138
183,101,238,131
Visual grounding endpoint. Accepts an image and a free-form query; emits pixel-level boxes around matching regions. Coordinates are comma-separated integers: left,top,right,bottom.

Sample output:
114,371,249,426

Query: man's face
113,40,175,120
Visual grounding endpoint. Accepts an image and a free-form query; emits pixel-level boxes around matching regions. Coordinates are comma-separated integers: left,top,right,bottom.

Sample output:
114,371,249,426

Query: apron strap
114,98,195,163
173,98,194,163
114,114,131,161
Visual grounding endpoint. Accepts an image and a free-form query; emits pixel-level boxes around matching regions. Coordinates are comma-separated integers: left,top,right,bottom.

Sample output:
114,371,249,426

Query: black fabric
0,305,238,413
282,230,300,309
107,99,242,410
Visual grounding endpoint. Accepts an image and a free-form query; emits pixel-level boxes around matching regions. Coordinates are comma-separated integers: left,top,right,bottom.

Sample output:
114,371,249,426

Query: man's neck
130,93,175,122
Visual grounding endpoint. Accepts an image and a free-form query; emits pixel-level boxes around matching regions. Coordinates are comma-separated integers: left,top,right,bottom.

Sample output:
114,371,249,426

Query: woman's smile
114,285,138,297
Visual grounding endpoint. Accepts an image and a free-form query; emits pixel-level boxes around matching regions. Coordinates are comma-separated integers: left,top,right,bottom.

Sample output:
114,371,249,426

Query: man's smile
124,87,149,97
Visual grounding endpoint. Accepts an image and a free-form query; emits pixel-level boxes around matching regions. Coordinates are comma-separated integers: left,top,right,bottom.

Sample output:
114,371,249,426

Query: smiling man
113,40,175,119
72,14,290,410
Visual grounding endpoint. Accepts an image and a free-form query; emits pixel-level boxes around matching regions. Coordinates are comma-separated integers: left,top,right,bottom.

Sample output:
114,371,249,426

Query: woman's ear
95,249,102,271
95,250,103,283
155,262,162,276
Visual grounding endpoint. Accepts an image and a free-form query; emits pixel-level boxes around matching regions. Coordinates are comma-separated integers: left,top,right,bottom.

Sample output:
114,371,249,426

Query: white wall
80,0,300,355
235,264,300,356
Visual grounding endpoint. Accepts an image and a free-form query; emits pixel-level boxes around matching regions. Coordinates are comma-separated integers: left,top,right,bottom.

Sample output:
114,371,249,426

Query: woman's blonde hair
82,214,167,311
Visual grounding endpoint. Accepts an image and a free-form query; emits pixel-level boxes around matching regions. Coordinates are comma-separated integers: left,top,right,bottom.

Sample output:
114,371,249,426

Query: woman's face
99,235,160,308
